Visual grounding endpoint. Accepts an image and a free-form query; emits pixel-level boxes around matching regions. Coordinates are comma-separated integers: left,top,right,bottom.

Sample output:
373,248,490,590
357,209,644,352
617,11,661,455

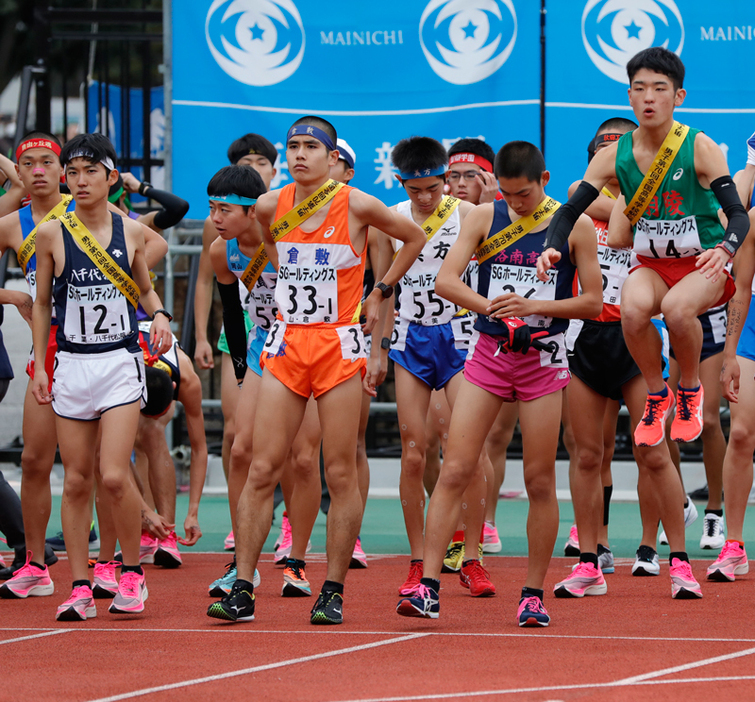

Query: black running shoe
310,590,343,625
207,580,255,622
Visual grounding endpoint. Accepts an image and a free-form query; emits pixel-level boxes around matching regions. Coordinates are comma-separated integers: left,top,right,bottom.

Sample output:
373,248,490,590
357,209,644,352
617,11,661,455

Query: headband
209,193,258,206
398,164,447,181
108,186,125,204
448,152,493,173
587,132,623,161
286,125,336,152
64,150,116,172
16,138,61,162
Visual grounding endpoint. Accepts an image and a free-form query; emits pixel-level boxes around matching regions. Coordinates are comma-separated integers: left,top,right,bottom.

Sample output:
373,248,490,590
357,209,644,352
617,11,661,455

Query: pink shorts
463,331,570,403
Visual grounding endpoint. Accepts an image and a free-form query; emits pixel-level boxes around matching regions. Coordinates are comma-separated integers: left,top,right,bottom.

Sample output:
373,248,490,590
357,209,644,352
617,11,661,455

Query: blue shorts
737,297,755,362
248,325,267,378
669,306,726,364
389,321,466,390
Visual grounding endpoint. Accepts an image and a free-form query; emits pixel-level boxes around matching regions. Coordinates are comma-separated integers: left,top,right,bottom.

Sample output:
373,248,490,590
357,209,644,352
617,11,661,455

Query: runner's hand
487,292,534,319
178,518,202,546
536,248,561,281
695,247,730,283
31,370,52,405
150,315,173,353
140,507,174,540
721,355,740,403
194,339,215,369
363,356,379,397
476,171,499,204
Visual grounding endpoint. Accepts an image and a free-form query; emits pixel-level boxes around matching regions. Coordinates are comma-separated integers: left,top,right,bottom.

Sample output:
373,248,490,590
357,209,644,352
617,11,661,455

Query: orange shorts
261,321,367,399
632,254,735,309
25,324,58,392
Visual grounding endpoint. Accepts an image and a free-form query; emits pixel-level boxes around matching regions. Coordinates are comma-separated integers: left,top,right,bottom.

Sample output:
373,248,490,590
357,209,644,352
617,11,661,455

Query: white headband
65,150,115,172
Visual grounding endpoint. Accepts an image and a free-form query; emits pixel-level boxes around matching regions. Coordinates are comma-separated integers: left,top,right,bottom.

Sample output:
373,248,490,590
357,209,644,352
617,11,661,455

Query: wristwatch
138,181,153,196
715,241,736,258
380,337,391,350
153,308,173,322
375,281,394,298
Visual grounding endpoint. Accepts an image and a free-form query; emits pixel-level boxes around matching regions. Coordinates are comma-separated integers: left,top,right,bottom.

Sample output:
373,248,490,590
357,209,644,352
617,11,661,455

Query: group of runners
0,46,754,628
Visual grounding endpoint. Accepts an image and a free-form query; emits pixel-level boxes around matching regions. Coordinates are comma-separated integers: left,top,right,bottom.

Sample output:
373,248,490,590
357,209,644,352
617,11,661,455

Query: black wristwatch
153,308,173,322
380,337,391,350
375,281,394,298
138,181,153,196
716,241,736,258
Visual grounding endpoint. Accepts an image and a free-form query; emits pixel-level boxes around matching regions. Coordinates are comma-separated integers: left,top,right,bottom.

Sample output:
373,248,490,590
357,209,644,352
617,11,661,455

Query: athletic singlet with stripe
226,238,278,332
475,199,575,337
138,320,181,399
53,212,139,354
19,197,76,304
273,183,364,327
615,127,724,257
394,199,462,326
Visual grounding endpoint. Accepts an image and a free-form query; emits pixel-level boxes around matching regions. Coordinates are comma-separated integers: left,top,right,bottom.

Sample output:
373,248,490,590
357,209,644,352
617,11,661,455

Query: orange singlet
262,182,368,398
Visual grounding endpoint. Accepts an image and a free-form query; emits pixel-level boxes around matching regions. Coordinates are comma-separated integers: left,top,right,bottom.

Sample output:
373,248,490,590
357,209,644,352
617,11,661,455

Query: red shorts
261,321,366,399
25,324,58,393
632,255,735,309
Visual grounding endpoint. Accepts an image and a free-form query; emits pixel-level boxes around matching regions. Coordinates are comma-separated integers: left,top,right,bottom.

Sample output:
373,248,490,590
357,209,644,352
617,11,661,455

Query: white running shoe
699,513,725,550
659,498,698,546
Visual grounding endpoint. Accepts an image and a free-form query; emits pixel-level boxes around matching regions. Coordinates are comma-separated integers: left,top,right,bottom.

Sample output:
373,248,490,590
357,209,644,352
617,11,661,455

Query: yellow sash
393,195,461,260
601,187,617,201
59,212,140,309
623,121,689,226
17,195,73,273
475,197,561,264
269,179,344,240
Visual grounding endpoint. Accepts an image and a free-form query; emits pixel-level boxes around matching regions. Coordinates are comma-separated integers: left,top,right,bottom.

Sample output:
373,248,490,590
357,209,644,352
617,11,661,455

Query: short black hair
588,118,638,163
207,165,267,212
142,367,174,418
494,141,545,182
290,116,337,149
448,138,495,166
227,133,278,167
626,47,685,91
60,133,117,171
392,136,447,177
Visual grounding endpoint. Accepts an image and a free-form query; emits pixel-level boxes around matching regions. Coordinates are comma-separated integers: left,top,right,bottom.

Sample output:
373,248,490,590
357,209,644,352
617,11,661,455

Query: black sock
73,579,91,589
461,559,478,568
705,509,724,517
286,557,306,568
235,578,254,592
597,543,611,556
410,558,422,564
97,560,110,565
683,499,689,509
121,564,144,575
420,577,440,592
30,561,45,570
521,586,544,601
322,579,343,595
603,485,613,526
669,551,689,565
579,552,599,568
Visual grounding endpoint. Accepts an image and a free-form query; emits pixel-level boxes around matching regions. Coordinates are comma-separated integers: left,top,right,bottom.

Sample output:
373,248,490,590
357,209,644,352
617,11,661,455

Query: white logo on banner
581,0,684,84
419,0,517,86
205,0,305,87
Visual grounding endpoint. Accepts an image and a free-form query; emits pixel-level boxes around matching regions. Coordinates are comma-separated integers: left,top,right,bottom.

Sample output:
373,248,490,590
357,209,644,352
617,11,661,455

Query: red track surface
2,553,754,702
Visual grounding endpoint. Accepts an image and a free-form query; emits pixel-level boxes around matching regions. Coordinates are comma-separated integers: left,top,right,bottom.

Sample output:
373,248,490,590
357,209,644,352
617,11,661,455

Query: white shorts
52,348,146,421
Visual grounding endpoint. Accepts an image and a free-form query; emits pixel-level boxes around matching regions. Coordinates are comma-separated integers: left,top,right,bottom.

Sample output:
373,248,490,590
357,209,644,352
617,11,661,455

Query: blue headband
398,164,447,180
209,193,258,206
287,125,336,152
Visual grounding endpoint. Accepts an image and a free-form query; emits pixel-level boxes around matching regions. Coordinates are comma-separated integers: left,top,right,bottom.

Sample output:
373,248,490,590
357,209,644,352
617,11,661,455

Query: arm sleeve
542,181,600,251
711,175,750,253
216,280,248,381
143,186,190,230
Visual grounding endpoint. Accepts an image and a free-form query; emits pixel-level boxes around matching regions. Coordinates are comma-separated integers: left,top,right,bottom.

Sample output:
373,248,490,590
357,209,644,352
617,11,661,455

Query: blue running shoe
517,595,550,627
208,559,260,597
396,583,439,619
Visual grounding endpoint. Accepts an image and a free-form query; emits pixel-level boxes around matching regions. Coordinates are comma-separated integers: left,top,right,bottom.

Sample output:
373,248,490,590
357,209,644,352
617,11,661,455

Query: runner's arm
567,179,616,222
606,194,634,249
193,217,220,368
0,154,24,217
30,223,56,405
0,289,33,325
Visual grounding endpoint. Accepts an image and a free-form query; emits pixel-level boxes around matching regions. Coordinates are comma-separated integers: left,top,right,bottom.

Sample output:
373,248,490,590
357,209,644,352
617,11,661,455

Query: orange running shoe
634,383,675,447
670,385,704,443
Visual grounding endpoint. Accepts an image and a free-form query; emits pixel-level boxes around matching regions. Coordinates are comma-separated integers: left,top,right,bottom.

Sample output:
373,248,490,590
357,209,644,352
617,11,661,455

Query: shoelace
705,517,718,537
720,542,742,559
447,543,464,558
521,596,544,613
641,396,665,425
677,391,694,421
466,561,492,581
119,573,140,597
67,585,91,602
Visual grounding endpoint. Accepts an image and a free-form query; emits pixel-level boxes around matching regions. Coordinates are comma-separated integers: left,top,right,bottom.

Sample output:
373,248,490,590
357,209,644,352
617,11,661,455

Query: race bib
398,271,454,326
708,307,727,345
336,325,367,362
597,245,631,306
263,320,286,356
390,317,409,352
634,216,703,259
248,270,279,331
64,285,130,345
538,333,568,369
488,264,557,329
451,315,476,350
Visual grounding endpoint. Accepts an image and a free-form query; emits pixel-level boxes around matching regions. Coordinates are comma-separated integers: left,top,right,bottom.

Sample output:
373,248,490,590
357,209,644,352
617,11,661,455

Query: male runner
207,115,425,624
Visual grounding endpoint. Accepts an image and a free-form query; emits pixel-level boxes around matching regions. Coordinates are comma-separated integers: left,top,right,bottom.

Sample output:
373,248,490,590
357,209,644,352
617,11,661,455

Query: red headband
15,138,61,162
449,152,493,173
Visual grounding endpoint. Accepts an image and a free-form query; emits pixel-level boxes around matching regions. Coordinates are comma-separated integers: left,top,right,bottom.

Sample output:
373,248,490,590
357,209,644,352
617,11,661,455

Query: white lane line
0,630,70,646
85,633,428,702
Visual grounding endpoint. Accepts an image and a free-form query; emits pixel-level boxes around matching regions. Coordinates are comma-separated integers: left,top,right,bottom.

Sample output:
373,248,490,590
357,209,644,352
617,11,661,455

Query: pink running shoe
0,551,54,598
154,531,182,569
274,512,293,565
482,522,502,554
92,561,119,599
224,530,235,551
109,571,148,614
563,524,580,557
350,537,368,569
398,560,423,596
707,541,749,582
554,561,607,598
670,558,703,599
139,532,158,564
56,585,96,621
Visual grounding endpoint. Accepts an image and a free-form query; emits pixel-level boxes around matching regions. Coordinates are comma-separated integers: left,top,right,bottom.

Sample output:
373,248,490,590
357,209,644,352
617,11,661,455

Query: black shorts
669,305,726,364
568,320,640,401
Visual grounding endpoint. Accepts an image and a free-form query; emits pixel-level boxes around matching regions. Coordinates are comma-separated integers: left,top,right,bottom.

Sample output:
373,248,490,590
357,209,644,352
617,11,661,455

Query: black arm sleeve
216,280,248,381
143,186,190,230
711,175,750,253
542,181,600,251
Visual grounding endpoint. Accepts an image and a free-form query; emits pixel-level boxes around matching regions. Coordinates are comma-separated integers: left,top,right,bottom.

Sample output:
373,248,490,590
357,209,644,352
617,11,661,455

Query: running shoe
92,561,119,599
274,512,292,563
224,530,235,551
632,545,660,576
563,524,580,557
281,559,311,597
0,552,5,568
109,571,148,614
659,499,698,546
56,585,96,621
634,384,675,447
0,552,54,598
482,522,502,554
398,559,423,596
707,541,748,582
598,544,614,574
517,595,550,627
350,536,368,569
699,513,726,550
208,559,261,596
460,559,496,597
154,531,182,568
442,541,464,573
207,580,255,622
310,590,344,625
396,583,439,619
670,558,702,599
670,385,704,443
138,532,158,564
46,522,100,552
554,561,607,598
